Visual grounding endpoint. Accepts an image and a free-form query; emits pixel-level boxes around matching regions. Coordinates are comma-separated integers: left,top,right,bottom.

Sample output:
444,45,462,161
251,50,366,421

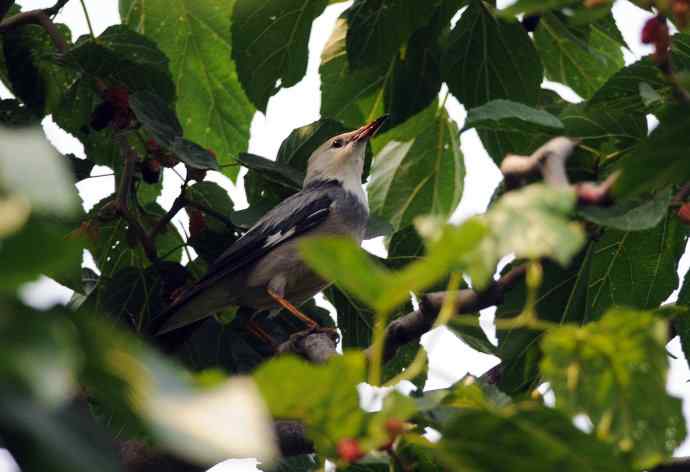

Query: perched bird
156,116,388,335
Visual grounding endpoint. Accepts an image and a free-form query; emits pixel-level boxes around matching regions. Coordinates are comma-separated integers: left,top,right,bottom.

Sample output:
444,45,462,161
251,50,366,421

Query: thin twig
0,8,67,51
44,0,71,17
150,194,186,239
78,0,94,39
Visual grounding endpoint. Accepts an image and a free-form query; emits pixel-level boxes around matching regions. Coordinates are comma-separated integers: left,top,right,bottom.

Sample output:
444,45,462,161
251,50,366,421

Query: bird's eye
332,139,344,148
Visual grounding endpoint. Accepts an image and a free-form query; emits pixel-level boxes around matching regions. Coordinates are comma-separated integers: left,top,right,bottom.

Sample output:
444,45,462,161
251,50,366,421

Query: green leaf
585,213,688,321
276,118,350,174
2,23,75,116
253,353,366,454
442,0,542,109
0,126,79,215
120,0,255,180
579,189,672,231
62,25,175,102
345,0,439,69
437,404,630,471
493,248,593,395
231,0,328,111
367,108,464,231
171,136,220,171
534,13,624,99
186,181,234,232
541,308,684,469
498,0,579,17
614,107,690,198
464,99,564,134
128,90,183,148
301,218,486,313
468,184,585,288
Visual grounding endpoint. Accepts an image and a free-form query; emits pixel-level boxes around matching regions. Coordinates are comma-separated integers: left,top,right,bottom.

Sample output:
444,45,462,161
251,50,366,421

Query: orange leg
267,289,318,329
246,319,278,350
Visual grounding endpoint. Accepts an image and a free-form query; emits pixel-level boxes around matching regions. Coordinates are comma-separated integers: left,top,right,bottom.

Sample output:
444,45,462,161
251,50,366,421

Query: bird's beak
352,115,389,142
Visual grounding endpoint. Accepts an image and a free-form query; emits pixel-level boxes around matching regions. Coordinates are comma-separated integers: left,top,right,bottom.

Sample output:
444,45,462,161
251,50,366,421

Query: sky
2,1,690,471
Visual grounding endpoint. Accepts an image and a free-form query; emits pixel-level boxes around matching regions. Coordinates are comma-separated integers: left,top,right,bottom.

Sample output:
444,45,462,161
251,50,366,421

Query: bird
155,115,388,336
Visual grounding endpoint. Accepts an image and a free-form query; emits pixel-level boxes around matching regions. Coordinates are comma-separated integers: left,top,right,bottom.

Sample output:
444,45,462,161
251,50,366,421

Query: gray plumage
156,116,387,335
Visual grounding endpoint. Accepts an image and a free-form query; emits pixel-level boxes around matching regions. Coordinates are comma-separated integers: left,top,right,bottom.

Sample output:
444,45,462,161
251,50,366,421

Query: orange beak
352,115,389,142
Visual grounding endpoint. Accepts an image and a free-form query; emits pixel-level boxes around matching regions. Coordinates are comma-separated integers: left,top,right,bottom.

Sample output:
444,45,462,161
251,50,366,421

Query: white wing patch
262,227,296,248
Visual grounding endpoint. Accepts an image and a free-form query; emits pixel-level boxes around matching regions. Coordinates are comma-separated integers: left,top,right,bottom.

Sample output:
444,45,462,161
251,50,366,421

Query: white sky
2,1,690,471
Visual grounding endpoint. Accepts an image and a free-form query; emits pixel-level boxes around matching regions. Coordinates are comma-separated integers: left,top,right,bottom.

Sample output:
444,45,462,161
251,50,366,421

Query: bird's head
304,115,388,193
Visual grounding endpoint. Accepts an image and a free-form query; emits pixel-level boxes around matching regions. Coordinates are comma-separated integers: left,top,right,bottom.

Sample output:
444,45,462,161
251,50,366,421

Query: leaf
185,181,235,233
437,404,630,471
253,353,366,454
231,0,329,111
498,0,580,17
493,248,593,395
367,108,464,231
467,184,586,288
120,0,255,180
579,189,672,231
171,136,220,171
0,126,79,215
534,13,624,99
464,100,564,134
442,0,542,110
541,308,684,469
62,25,175,102
585,213,688,321
614,107,690,198
128,90,183,148
2,23,75,116
345,0,440,69
276,118,350,174
301,218,486,313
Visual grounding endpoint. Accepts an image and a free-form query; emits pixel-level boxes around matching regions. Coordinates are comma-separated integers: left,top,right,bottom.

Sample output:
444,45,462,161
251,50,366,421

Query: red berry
337,438,364,463
104,86,130,109
145,138,161,155
678,203,690,225
141,159,162,184
385,419,405,439
641,17,662,44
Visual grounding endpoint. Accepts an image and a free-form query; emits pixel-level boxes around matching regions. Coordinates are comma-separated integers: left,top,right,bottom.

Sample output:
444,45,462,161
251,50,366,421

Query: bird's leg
267,288,319,329
245,319,278,352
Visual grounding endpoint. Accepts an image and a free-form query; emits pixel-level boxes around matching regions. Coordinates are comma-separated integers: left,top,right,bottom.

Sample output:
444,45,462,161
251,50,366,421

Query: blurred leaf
2,23,75,116
364,391,417,448
253,353,366,454
368,108,464,231
442,0,542,110
345,0,440,69
534,13,624,99
0,216,83,293
231,0,328,111
121,0,255,180
62,25,175,102
437,404,630,471
0,126,79,215
579,189,672,231
467,184,585,288
97,266,163,332
0,98,39,127
302,218,486,313
464,100,564,134
585,213,688,320
541,308,684,469
259,455,319,472
614,107,690,198
498,0,579,17
0,395,120,472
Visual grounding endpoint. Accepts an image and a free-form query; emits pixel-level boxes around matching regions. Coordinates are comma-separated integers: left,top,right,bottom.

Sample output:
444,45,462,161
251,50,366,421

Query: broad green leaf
171,136,220,171
464,100,564,133
231,0,328,111
276,118,351,174
2,23,75,116
498,0,579,17
345,0,440,69
541,308,684,469
442,0,542,109
493,248,593,395
301,218,486,313
579,189,672,231
97,266,163,331
253,353,366,454
128,90,183,148
585,213,688,320
367,108,464,231
120,0,254,179
0,126,79,215
614,107,690,197
534,13,624,99
468,184,585,288
437,404,630,471
185,181,235,233
62,25,175,102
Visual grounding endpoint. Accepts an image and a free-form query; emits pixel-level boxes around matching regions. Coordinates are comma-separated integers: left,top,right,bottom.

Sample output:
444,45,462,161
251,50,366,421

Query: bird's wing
154,187,336,334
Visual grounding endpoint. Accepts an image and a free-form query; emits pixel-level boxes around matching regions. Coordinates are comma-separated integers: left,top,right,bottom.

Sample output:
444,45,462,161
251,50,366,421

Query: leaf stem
79,0,95,39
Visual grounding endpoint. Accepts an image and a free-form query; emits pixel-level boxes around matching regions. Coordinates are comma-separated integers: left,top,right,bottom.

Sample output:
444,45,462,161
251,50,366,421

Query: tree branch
649,457,690,472
118,440,206,472
0,7,67,52
277,330,338,363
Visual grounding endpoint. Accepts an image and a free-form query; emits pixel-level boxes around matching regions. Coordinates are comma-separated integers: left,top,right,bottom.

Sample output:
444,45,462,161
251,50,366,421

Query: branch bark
0,6,67,52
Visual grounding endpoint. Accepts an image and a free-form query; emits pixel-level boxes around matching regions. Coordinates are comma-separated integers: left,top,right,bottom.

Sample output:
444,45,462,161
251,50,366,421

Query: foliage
1,0,690,471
